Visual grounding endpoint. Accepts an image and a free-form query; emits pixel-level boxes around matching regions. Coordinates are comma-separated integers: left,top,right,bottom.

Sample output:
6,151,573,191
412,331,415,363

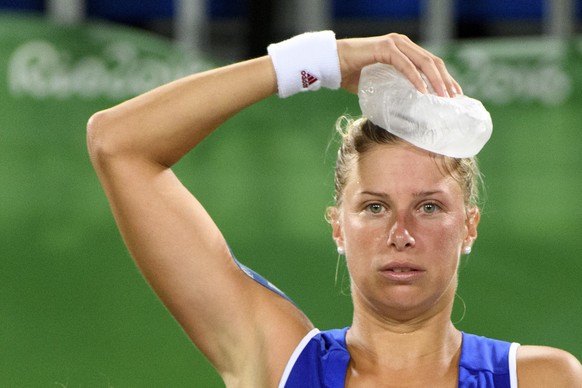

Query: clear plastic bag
358,63,492,158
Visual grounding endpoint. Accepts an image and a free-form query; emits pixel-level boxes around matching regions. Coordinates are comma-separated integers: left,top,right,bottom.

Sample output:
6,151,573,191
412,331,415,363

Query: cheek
421,217,466,253
341,217,386,278
342,215,388,250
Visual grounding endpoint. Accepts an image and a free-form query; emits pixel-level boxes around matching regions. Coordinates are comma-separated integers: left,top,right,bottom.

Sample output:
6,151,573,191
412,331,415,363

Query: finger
430,54,463,97
391,54,430,94
390,34,452,97
378,35,429,94
411,51,449,97
452,79,463,96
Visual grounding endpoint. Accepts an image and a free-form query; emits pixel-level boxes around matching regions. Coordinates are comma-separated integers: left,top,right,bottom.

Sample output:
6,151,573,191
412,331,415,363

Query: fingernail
440,86,450,97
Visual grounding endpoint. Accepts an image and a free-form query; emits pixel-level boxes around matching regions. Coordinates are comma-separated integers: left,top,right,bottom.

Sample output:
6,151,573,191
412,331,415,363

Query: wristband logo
301,70,319,89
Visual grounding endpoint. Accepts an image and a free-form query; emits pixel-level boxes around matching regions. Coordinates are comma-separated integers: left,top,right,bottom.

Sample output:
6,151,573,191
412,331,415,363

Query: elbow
86,111,102,158
86,109,121,167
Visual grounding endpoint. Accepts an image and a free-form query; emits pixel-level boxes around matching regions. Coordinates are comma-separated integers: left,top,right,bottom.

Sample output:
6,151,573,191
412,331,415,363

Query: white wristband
268,31,341,98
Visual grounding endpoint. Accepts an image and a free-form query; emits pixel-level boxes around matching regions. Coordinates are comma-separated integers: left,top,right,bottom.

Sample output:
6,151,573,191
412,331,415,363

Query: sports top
230,251,520,387
279,327,520,388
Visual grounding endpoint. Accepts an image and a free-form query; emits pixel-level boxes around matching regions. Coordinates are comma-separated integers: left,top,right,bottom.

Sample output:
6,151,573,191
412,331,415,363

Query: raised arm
87,56,312,385
87,32,459,386
87,57,277,167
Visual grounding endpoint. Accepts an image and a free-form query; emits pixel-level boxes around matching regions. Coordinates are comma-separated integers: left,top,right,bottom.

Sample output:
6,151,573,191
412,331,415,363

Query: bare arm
517,345,582,387
87,33,459,385
87,57,313,384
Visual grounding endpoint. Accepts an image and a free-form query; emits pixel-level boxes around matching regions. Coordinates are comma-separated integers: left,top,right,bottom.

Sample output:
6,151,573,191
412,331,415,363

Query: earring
463,246,472,255
337,246,345,256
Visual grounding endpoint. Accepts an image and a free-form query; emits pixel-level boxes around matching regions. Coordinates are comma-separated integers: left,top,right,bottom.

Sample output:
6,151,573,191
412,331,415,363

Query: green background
1,15,581,387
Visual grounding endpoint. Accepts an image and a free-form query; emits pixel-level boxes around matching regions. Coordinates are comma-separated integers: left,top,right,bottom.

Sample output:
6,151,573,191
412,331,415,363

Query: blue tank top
279,328,520,388
229,252,520,387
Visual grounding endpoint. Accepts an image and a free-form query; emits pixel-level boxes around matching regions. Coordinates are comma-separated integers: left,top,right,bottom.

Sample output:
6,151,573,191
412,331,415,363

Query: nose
387,218,416,250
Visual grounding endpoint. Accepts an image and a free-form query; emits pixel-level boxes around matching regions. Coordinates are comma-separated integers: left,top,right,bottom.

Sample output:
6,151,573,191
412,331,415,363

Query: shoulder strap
509,342,520,388
278,328,320,388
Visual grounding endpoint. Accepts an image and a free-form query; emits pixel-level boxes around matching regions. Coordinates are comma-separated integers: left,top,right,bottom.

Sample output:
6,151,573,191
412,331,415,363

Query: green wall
1,15,581,386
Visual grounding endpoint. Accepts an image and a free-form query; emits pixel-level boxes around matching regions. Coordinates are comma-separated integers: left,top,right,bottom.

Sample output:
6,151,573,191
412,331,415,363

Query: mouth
381,262,424,272
380,263,425,281
389,267,418,273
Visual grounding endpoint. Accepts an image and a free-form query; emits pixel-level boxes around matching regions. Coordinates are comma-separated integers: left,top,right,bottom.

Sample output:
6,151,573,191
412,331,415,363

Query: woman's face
332,143,479,322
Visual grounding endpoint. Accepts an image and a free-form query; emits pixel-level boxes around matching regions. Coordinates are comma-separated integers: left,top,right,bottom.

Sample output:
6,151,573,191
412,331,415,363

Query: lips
379,262,425,282
381,262,424,272
391,268,415,273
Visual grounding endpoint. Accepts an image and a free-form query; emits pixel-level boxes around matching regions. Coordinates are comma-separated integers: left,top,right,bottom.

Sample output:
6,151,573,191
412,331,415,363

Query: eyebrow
413,190,445,198
358,190,445,199
358,190,389,199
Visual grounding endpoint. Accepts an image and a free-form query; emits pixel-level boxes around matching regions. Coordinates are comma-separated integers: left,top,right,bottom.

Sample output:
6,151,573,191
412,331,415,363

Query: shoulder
280,328,351,388
517,345,582,387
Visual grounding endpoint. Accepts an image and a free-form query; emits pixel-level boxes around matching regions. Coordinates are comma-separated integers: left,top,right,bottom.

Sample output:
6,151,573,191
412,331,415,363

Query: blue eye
367,203,384,214
422,203,439,214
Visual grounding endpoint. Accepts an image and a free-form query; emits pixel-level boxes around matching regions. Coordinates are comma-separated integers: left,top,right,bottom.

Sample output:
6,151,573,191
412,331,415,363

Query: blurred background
1,0,581,386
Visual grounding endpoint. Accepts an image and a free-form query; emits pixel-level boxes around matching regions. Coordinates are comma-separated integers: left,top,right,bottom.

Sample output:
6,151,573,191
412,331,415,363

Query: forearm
87,56,277,167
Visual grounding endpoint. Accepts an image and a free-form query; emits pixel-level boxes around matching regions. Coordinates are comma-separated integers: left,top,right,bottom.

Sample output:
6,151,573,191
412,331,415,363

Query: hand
336,33,461,97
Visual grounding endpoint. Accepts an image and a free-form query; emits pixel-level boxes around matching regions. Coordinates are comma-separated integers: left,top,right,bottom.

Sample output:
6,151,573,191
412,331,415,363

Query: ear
328,206,344,250
463,207,480,248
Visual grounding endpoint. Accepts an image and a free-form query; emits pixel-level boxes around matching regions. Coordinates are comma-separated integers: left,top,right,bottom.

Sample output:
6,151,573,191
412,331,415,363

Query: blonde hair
332,116,482,209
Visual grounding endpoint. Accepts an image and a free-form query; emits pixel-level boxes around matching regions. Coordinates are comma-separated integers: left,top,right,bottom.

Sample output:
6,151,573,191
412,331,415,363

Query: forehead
348,144,463,197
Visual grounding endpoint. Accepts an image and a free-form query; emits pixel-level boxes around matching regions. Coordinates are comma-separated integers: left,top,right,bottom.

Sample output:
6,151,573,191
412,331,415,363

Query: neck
347,297,461,369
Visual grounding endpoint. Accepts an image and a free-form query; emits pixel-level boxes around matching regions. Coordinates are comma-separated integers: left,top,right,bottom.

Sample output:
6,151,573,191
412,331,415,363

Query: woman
87,31,582,387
